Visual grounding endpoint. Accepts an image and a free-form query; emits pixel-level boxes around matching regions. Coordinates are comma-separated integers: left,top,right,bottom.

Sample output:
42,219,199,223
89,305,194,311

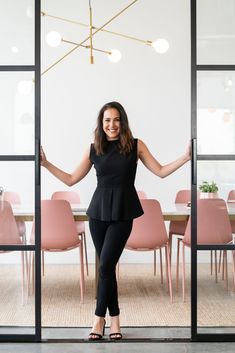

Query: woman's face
102,108,121,140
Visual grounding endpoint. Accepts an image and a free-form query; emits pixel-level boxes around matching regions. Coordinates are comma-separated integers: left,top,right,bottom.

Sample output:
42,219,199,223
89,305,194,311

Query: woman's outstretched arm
137,139,191,178
41,146,92,186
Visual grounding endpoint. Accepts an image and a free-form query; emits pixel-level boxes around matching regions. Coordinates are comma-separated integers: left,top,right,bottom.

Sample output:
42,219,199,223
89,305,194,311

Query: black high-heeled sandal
88,319,106,341
109,332,123,340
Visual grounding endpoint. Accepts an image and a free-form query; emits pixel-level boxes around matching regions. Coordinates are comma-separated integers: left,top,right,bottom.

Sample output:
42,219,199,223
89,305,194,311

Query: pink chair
51,191,89,276
227,190,235,234
169,190,191,261
125,199,173,302
176,198,234,302
4,192,26,244
137,190,161,278
0,201,27,304
29,200,85,303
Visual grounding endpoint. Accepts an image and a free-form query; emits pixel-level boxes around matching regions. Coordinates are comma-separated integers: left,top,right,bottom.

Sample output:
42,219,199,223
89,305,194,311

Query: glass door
191,0,235,341
0,0,41,341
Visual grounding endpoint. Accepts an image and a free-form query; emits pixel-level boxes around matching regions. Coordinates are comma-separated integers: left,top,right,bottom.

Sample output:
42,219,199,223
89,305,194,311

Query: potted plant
199,181,218,199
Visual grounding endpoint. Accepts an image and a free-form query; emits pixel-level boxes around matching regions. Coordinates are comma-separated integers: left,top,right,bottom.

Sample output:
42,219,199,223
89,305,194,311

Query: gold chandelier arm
62,39,111,55
89,0,94,64
41,8,151,46
42,0,138,75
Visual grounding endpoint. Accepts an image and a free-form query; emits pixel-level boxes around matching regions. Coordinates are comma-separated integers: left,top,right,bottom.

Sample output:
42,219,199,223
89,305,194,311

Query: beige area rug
0,264,235,327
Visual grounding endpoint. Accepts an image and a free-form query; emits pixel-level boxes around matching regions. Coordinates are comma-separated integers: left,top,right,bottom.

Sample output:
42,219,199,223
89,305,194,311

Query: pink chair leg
79,240,85,303
219,250,225,280
182,242,186,302
215,250,218,283
176,238,180,292
210,250,213,275
165,246,169,293
166,242,173,303
225,250,228,290
169,231,173,263
27,251,32,296
218,250,222,274
20,251,26,305
160,248,163,284
82,233,89,276
154,250,156,276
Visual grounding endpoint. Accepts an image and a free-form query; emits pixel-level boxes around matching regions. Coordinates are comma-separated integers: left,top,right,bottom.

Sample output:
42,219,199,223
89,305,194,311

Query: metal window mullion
191,0,197,342
34,0,41,342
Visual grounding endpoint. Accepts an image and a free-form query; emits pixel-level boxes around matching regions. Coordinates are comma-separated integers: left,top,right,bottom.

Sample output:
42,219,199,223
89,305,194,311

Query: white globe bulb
152,38,169,54
11,46,19,53
26,6,33,18
108,49,122,63
46,31,62,47
17,80,33,95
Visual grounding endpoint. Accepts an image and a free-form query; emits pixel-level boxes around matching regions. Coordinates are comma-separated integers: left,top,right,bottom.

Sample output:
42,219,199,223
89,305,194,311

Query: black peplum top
86,138,144,221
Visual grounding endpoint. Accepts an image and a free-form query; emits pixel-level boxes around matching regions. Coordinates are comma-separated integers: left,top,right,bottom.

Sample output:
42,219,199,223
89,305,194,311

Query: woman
41,101,191,340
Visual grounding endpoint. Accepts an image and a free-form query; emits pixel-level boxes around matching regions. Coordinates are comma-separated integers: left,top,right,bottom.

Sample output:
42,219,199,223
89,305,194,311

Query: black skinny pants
89,218,133,317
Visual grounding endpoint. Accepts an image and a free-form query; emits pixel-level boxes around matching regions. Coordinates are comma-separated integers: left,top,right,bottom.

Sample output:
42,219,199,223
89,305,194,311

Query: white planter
200,192,218,199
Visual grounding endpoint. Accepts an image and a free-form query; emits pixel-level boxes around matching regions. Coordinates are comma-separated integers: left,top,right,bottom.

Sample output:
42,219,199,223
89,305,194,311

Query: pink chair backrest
228,190,235,202
175,190,191,203
227,190,235,233
51,191,81,204
137,190,147,199
4,192,21,205
126,199,168,250
37,200,80,250
0,201,21,245
184,198,232,245
169,190,191,235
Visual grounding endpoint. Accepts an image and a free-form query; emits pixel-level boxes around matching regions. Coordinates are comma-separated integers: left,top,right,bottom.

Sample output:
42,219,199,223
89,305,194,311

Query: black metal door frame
191,0,235,342
0,0,41,342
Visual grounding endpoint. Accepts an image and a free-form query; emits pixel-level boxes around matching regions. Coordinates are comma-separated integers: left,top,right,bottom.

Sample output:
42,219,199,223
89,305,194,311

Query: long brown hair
94,101,134,155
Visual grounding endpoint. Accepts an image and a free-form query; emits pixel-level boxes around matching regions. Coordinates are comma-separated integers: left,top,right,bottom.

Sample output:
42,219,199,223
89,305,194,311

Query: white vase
200,192,218,199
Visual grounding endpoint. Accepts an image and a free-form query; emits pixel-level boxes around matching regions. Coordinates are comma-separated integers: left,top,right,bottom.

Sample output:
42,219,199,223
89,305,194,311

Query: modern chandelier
41,0,169,76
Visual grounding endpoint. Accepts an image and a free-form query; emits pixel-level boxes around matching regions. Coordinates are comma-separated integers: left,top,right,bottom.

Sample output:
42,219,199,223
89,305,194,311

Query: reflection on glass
197,71,235,155
0,72,35,155
0,253,35,333
0,0,34,65
197,251,235,333
197,0,235,64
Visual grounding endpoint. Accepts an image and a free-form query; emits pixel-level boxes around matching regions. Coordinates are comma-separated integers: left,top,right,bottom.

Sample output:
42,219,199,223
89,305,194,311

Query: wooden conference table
13,202,235,222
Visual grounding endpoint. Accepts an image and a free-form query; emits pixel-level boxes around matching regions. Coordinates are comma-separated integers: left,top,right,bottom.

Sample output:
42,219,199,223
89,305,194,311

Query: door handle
192,138,197,186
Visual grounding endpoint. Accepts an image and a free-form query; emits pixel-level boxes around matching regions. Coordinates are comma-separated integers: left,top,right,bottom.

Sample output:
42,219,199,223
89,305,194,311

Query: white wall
1,0,191,264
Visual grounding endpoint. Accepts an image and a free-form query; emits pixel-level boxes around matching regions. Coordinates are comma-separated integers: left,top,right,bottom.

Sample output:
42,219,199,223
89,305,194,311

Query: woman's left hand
185,141,191,161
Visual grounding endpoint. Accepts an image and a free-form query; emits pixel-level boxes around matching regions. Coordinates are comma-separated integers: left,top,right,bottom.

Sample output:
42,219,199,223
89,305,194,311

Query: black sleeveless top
87,138,144,221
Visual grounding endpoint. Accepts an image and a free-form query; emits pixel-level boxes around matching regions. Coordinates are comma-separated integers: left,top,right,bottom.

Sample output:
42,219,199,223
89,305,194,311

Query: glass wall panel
0,161,35,245
0,251,35,334
197,0,235,65
197,161,235,246
197,161,235,200
0,0,35,65
197,71,235,155
197,250,235,334
0,72,35,155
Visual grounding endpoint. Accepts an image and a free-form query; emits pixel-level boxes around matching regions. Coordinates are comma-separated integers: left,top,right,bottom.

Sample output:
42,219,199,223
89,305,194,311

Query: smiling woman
41,98,190,340
39,0,191,342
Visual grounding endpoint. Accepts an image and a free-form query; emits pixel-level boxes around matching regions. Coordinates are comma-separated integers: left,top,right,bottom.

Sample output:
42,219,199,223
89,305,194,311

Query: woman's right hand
40,146,48,167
